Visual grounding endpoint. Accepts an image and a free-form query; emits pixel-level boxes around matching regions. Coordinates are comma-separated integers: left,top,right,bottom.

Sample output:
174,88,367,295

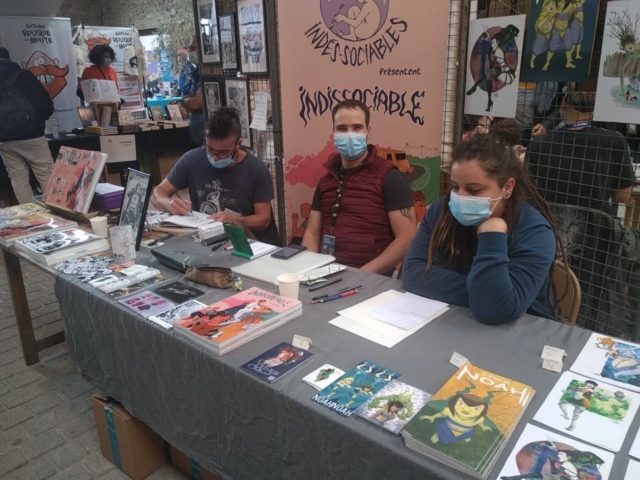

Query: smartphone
271,245,307,260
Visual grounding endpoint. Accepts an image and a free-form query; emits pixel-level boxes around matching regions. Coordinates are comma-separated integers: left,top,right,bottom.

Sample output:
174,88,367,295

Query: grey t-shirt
167,148,281,245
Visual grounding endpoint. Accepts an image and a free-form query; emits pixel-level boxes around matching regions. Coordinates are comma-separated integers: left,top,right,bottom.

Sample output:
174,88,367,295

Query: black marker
308,277,342,292
211,241,228,252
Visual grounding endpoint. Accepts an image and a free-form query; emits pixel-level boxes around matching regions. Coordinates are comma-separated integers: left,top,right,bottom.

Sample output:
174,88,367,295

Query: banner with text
83,26,132,73
0,16,80,132
278,0,449,243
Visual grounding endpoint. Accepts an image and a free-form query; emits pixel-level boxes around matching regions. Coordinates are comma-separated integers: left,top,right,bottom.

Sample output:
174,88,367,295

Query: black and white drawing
148,300,207,329
118,169,153,250
225,78,252,148
197,0,221,64
237,0,268,74
202,78,223,121
219,14,239,70
152,281,205,304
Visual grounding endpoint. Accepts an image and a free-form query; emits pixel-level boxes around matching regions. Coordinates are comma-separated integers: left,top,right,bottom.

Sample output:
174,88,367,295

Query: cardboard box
169,445,223,480
91,394,166,480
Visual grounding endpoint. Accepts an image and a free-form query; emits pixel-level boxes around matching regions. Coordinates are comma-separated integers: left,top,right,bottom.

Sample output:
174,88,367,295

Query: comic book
495,423,614,480
147,300,207,329
13,229,109,266
173,287,302,356
118,291,175,318
311,360,401,418
355,380,432,435
241,342,314,383
42,146,107,214
533,371,640,452
570,333,640,393
0,203,44,219
0,211,77,246
401,362,534,479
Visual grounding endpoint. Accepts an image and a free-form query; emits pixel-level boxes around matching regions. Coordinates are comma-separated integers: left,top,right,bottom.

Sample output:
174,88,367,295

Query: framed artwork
522,0,600,82
201,75,224,123
225,78,252,148
464,15,526,118
237,0,268,74
196,0,221,64
118,169,153,250
219,13,239,70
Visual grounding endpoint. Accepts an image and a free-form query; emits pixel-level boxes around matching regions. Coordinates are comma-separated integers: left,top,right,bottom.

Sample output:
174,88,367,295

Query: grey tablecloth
54,236,636,480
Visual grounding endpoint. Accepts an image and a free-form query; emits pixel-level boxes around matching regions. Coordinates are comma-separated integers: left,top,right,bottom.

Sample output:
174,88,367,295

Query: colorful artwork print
0,213,75,242
302,364,345,390
118,292,175,318
496,423,613,480
533,371,639,452
147,300,207,329
570,333,640,393
465,15,526,118
241,342,313,383
522,0,599,82
594,1,640,124
311,360,400,417
355,380,431,435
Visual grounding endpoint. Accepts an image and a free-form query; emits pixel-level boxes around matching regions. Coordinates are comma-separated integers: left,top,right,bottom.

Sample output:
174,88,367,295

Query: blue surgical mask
449,190,503,226
333,132,367,161
103,58,112,67
207,153,234,169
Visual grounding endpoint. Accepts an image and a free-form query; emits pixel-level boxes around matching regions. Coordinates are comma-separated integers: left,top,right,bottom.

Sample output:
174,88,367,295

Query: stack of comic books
401,363,534,479
0,204,77,247
173,287,302,356
13,229,109,266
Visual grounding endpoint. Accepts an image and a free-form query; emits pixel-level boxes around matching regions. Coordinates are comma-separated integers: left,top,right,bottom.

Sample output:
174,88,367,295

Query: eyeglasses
202,142,239,160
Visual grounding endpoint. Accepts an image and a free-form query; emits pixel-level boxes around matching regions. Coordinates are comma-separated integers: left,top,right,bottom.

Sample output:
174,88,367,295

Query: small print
119,292,175,318
152,282,205,304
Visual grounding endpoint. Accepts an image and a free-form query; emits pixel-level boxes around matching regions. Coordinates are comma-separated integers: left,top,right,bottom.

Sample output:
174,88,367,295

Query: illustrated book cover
105,274,168,299
0,203,44,219
495,423,613,480
14,229,109,266
152,282,205,304
401,362,534,479
571,333,640,393
147,300,207,329
302,364,345,391
173,287,302,355
42,146,107,214
533,371,640,452
118,291,175,318
0,211,77,246
355,380,431,435
241,342,314,384
311,360,400,418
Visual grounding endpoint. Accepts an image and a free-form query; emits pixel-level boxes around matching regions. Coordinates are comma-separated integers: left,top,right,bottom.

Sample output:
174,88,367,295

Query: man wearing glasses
152,107,280,245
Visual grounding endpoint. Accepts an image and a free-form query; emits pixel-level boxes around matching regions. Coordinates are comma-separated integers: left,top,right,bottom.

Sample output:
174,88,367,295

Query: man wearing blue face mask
151,106,280,245
301,99,416,276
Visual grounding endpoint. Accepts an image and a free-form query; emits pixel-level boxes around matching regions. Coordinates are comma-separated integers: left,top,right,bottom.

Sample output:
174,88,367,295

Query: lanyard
564,122,590,129
330,168,346,234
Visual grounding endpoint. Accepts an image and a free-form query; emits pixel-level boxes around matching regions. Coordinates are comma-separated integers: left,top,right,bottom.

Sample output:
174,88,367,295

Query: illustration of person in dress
557,380,624,431
542,0,577,71
419,393,492,445
369,400,404,427
569,0,586,62
530,0,558,69
596,336,640,383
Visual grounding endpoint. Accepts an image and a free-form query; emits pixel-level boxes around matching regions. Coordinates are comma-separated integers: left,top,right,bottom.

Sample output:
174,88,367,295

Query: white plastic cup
90,216,108,238
277,273,300,300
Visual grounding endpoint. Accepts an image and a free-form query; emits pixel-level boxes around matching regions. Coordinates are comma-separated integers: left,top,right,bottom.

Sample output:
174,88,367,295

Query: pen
148,234,172,246
211,241,227,251
310,289,359,304
308,278,342,292
312,285,362,301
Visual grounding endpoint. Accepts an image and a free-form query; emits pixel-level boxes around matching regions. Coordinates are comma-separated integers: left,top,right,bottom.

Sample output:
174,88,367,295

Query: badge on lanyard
322,234,336,255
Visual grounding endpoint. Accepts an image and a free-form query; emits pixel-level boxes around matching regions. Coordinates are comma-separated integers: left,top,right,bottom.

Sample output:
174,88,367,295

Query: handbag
151,248,206,273
186,265,234,289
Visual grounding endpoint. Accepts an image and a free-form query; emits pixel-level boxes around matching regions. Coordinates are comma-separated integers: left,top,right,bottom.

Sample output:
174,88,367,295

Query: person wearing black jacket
0,47,55,204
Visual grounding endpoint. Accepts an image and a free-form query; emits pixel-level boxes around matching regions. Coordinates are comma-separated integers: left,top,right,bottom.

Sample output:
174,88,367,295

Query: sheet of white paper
100,135,136,163
541,358,563,373
495,424,614,480
249,92,269,131
329,316,398,348
626,460,640,480
368,292,449,330
533,371,640,452
81,79,120,103
161,211,213,229
541,345,566,361
249,242,278,257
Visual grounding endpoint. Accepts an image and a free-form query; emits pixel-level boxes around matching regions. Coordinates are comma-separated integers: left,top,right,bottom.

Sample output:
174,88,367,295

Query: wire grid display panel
454,0,640,338
201,0,283,238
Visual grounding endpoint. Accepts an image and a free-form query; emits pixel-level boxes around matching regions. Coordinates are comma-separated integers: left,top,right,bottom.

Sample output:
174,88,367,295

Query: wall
57,0,104,27
101,0,191,31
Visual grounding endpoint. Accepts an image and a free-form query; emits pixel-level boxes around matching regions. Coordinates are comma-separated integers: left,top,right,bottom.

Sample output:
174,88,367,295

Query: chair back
551,260,581,326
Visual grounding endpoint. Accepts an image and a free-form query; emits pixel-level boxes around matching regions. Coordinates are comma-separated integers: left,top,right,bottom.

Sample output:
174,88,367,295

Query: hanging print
522,0,599,82
464,15,526,118
594,1,640,124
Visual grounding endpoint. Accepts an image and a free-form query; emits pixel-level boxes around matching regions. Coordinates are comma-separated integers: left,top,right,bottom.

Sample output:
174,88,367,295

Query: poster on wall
522,0,599,82
219,14,238,70
237,0,268,74
82,26,132,73
278,0,448,243
0,16,80,132
225,78,252,148
594,1,640,124
464,15,526,118
197,0,220,64
117,74,144,109
202,77,224,122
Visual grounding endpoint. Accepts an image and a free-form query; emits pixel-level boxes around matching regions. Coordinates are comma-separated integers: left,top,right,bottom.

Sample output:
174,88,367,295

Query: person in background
490,119,527,161
402,133,567,325
302,99,416,276
151,106,280,246
461,114,493,142
182,35,205,145
526,89,635,216
0,47,54,204
78,44,119,102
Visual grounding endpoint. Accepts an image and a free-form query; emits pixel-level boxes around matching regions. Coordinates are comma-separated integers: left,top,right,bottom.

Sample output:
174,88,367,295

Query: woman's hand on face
477,217,508,234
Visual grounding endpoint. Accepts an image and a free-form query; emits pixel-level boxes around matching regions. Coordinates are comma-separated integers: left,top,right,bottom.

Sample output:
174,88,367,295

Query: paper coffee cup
277,273,300,300
89,216,108,238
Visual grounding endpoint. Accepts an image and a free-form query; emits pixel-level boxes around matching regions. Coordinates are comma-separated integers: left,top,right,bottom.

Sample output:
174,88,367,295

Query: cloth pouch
185,266,234,289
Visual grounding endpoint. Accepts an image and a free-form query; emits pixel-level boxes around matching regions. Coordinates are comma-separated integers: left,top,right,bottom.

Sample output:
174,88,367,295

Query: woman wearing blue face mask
403,133,568,324
78,44,120,103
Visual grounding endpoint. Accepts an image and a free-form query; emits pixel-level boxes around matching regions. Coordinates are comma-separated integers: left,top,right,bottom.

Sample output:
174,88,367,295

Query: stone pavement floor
0,254,190,480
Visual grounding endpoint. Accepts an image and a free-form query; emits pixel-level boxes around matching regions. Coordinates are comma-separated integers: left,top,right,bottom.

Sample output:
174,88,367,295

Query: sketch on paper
225,79,252,148
203,81,222,120
197,0,220,64
238,0,267,74
219,14,238,70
